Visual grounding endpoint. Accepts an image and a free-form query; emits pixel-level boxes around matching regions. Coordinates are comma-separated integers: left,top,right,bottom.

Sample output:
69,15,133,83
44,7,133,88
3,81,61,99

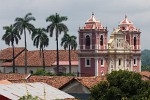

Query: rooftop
0,82,74,100
0,48,78,67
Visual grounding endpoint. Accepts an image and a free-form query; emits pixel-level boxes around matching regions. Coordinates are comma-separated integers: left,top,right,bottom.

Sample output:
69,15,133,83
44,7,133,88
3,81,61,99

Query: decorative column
95,57,98,76
78,57,81,76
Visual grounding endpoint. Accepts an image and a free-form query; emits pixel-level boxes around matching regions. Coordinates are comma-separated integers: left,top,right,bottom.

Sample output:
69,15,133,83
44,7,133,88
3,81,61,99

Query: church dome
119,16,138,31
83,13,103,29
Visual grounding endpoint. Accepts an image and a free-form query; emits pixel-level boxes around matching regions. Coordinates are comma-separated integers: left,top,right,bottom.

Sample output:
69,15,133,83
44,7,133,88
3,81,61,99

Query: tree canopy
46,13,68,74
89,70,150,100
141,49,150,71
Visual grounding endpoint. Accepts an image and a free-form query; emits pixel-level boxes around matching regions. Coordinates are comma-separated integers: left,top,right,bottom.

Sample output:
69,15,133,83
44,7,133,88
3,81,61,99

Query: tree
89,70,150,100
2,25,21,73
14,13,35,74
32,28,49,71
46,13,68,74
61,33,77,73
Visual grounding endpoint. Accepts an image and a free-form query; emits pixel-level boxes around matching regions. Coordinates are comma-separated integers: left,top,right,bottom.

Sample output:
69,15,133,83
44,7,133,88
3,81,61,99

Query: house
60,76,105,100
78,14,141,76
0,47,78,74
0,82,74,100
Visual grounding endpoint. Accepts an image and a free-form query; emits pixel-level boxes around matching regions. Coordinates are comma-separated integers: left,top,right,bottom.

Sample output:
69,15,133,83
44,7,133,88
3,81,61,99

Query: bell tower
118,16,141,72
78,13,108,76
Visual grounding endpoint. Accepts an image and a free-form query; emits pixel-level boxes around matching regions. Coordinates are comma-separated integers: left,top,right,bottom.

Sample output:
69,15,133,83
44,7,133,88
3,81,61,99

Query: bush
32,69,76,76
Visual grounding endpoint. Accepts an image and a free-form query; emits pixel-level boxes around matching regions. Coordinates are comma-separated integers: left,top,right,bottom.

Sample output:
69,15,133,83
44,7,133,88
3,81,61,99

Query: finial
92,12,94,16
125,15,127,18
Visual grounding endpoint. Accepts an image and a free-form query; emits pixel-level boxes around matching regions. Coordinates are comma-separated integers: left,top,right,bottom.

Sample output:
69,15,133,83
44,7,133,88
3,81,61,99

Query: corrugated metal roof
0,82,74,100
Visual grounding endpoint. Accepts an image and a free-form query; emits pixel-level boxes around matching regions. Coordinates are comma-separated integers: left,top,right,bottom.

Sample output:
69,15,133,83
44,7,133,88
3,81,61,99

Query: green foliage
141,49,150,71
32,69,48,76
32,69,76,76
2,24,21,73
14,13,35,74
19,94,39,100
89,70,150,100
142,65,150,72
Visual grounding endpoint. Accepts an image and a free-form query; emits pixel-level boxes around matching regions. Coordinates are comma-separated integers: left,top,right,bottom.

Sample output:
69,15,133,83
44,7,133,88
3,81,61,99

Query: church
78,14,141,76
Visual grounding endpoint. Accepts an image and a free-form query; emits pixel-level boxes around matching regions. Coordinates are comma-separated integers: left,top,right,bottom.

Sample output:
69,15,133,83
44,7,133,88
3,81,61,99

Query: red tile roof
23,76,106,89
1,48,78,67
0,73,29,81
26,76,74,88
0,73,105,89
75,76,105,89
139,71,150,80
0,47,25,60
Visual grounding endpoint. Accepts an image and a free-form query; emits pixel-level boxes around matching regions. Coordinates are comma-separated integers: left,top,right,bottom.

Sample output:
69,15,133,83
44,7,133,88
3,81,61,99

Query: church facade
78,14,141,76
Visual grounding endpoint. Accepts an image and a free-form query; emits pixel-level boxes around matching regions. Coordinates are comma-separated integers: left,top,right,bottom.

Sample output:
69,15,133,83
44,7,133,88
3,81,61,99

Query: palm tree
2,25,21,73
32,28,49,71
14,13,35,74
61,33,77,73
46,13,68,74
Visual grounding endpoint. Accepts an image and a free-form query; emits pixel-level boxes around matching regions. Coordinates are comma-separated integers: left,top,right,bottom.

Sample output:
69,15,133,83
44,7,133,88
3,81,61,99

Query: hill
141,49,150,71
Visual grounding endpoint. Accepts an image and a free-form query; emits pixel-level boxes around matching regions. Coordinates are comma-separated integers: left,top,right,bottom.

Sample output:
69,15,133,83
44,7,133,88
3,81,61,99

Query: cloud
0,0,150,50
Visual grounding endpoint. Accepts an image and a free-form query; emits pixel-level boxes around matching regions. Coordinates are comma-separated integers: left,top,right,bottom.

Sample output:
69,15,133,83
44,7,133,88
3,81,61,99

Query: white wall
2,65,78,75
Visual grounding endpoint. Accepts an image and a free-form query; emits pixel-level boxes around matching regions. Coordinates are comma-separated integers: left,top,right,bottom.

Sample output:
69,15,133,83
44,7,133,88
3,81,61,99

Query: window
134,58,136,65
117,39,119,47
101,59,104,66
134,37,136,46
86,35,90,46
117,39,122,47
119,59,121,66
118,39,121,47
100,35,103,46
85,58,91,67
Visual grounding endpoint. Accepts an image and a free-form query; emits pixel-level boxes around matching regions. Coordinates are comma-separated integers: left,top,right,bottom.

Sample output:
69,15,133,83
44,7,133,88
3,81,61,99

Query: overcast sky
0,0,150,50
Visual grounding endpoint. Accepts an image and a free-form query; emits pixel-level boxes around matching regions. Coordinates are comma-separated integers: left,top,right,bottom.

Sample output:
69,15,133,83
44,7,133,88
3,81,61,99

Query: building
78,14,141,76
0,48,78,74
0,14,141,76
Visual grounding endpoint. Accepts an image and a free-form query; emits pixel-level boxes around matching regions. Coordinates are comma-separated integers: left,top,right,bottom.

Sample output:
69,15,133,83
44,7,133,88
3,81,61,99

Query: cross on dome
120,15,132,25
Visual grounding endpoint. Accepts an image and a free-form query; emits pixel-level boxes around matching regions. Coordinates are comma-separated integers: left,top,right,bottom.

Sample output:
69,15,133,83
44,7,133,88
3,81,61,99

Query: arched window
100,35,103,46
86,35,90,46
134,37,136,46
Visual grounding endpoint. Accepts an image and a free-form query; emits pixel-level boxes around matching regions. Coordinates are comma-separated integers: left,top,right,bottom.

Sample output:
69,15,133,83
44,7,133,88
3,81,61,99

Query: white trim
95,58,98,76
78,58,81,76
83,45,85,49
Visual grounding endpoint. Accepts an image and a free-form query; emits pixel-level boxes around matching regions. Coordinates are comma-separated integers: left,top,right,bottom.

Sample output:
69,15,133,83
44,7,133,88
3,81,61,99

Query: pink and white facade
78,14,141,76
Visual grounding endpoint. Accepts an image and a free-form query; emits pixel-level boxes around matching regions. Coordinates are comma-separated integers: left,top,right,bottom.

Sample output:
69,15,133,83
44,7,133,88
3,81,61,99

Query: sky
0,0,150,50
